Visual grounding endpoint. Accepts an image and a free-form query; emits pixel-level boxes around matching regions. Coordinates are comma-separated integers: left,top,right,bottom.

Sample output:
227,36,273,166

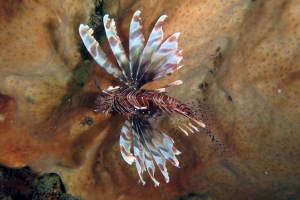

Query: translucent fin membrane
187,101,238,160
204,128,237,161
156,99,237,160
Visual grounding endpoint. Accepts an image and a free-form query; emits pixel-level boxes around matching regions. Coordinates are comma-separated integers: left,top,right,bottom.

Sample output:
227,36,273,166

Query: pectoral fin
120,114,181,186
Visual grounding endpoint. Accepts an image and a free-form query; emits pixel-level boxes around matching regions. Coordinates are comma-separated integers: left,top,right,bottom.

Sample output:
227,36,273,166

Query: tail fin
165,101,237,160
188,101,238,160
204,127,237,160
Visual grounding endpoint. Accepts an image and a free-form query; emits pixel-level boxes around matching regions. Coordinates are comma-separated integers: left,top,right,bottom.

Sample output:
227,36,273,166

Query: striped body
97,87,206,128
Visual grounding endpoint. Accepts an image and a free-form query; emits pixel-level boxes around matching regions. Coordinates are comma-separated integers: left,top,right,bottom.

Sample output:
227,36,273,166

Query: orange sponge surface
0,0,300,199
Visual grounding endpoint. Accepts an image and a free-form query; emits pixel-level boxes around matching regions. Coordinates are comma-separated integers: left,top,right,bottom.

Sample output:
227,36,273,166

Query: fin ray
127,114,181,186
103,14,131,83
120,119,135,165
135,15,167,86
79,24,127,84
138,32,182,87
130,10,145,84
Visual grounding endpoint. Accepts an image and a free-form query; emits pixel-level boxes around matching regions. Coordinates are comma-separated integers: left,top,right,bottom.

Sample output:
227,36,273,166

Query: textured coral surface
1,0,300,199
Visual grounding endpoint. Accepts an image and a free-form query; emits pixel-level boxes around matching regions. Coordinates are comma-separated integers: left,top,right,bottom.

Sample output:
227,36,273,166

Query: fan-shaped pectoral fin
129,114,181,186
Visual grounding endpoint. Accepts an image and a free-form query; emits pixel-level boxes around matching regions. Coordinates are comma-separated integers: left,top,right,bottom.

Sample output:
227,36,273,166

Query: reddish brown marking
176,50,183,57
163,63,176,69
109,36,118,47
79,27,87,37
120,146,131,156
154,21,163,31
121,131,131,141
148,36,163,46
167,34,177,43
167,157,176,165
132,14,139,22
131,29,141,39
159,48,173,54
158,163,164,172
145,154,152,160
172,146,177,153
89,41,98,58
105,19,111,29
136,155,143,165
148,167,154,176
159,146,168,153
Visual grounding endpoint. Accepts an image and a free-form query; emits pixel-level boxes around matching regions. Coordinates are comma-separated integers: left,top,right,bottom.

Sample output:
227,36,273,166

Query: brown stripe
121,131,131,141
154,21,163,31
131,29,142,39
167,34,177,42
105,19,111,29
109,36,118,46
89,41,98,58
132,14,139,22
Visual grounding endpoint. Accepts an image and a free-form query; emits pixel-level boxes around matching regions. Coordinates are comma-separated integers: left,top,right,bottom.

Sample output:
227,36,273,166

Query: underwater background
0,0,300,199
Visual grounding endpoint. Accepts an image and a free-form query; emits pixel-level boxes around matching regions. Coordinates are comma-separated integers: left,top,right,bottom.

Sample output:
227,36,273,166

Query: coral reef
0,0,300,199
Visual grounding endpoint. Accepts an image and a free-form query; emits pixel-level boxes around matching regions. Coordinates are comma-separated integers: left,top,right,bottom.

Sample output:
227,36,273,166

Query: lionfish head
94,92,114,114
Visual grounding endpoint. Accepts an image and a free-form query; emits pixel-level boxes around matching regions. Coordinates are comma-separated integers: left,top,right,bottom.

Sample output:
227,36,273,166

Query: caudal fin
204,127,238,160
189,101,238,160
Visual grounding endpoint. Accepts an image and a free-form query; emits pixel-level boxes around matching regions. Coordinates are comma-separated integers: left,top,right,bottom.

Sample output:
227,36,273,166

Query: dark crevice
80,1,105,60
0,165,81,199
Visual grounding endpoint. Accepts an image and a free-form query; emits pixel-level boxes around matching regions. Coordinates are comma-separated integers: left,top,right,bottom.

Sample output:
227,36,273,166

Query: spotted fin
120,114,181,186
79,24,127,84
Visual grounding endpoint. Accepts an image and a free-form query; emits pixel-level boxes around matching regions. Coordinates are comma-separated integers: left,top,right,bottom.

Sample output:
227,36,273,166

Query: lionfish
79,10,233,186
